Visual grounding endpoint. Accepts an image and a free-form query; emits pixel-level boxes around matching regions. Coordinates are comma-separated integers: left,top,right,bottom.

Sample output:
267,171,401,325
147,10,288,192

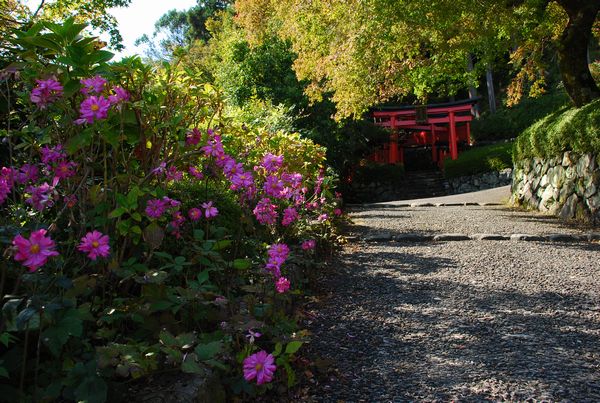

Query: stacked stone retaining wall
448,169,513,194
511,152,600,223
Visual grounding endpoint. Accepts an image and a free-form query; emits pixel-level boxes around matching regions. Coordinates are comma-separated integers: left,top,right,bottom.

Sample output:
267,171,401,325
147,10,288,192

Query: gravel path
303,201,600,402
351,206,592,236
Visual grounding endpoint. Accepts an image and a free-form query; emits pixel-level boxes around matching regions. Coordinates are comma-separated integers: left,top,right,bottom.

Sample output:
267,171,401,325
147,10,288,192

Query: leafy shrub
444,142,514,178
514,99,600,161
0,19,343,402
471,89,570,141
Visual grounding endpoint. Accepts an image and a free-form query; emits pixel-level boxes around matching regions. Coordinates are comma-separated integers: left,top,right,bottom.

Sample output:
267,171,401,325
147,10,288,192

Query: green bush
444,142,514,178
472,89,570,141
514,99,600,161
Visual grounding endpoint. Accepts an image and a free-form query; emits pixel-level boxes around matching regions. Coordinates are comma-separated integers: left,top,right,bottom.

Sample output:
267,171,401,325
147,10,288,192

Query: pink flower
151,162,167,176
145,198,168,219
25,182,56,211
53,161,77,179
202,201,218,218
282,207,298,226
12,229,59,271
30,78,63,108
188,207,202,222
80,76,107,95
243,351,276,385
301,239,316,250
188,166,204,179
223,159,244,178
317,213,329,222
231,171,254,189
275,277,290,293
77,230,110,260
108,86,130,105
15,164,39,185
201,135,224,157
165,166,183,182
245,329,262,344
253,198,278,225
261,153,283,173
334,208,342,216
268,243,290,262
76,96,111,124
264,175,285,198
185,128,202,146
40,145,66,164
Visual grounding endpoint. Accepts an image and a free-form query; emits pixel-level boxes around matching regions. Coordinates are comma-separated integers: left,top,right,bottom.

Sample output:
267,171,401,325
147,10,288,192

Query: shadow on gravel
307,243,600,402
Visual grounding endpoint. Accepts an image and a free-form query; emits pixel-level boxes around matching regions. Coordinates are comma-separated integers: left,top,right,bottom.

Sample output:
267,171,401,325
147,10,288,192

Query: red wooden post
430,124,437,162
389,117,398,163
449,111,458,160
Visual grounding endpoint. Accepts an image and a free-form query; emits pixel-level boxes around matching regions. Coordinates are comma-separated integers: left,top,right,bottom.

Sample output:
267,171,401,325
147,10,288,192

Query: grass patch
444,142,514,179
514,99,600,161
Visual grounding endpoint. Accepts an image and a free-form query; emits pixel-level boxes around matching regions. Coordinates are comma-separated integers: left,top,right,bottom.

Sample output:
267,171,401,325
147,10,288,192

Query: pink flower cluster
30,78,63,109
75,75,130,125
265,243,291,293
12,229,111,271
145,197,181,219
243,350,276,385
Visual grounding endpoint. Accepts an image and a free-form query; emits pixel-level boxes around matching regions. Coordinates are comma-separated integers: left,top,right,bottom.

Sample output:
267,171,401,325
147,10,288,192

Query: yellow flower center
30,244,40,254
92,241,99,248
91,104,99,111
255,363,263,371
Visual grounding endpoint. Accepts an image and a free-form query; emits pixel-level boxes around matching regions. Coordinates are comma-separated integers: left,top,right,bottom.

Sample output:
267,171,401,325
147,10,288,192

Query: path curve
304,190,600,402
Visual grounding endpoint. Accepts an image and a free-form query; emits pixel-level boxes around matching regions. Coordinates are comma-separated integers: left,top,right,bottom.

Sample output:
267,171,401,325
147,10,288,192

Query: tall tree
136,0,232,59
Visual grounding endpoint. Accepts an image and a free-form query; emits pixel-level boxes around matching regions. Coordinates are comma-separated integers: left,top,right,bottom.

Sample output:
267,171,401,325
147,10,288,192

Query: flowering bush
0,19,344,401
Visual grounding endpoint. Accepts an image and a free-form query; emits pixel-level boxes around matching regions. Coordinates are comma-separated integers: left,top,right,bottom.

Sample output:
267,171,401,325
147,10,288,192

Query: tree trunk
467,54,480,118
486,64,497,114
556,0,600,107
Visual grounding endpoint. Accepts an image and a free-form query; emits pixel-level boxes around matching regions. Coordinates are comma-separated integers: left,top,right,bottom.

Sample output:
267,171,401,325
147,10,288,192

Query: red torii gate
371,99,478,166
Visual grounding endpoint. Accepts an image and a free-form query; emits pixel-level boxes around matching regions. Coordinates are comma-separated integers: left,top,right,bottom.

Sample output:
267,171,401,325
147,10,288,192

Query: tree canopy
235,0,599,118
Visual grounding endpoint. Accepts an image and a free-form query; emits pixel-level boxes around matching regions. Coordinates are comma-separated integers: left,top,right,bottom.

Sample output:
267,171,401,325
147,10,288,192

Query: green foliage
472,89,570,141
0,19,344,402
514,99,600,160
444,142,514,178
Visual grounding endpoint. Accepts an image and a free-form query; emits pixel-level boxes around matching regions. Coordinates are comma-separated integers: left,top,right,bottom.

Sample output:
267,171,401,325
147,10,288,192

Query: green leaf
159,330,177,346
193,229,205,240
212,240,232,251
66,128,94,154
232,258,251,270
285,341,303,355
195,341,222,361
42,309,83,356
89,50,114,65
272,342,283,357
181,354,204,374
196,270,209,285
74,375,107,403
108,207,127,219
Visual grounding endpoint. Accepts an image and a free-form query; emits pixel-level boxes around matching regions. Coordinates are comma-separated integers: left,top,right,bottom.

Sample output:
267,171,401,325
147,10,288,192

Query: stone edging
347,202,503,209
355,232,600,243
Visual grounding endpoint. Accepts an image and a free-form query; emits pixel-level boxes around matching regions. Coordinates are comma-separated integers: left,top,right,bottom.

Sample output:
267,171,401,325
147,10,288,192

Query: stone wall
511,152,600,223
448,168,513,194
